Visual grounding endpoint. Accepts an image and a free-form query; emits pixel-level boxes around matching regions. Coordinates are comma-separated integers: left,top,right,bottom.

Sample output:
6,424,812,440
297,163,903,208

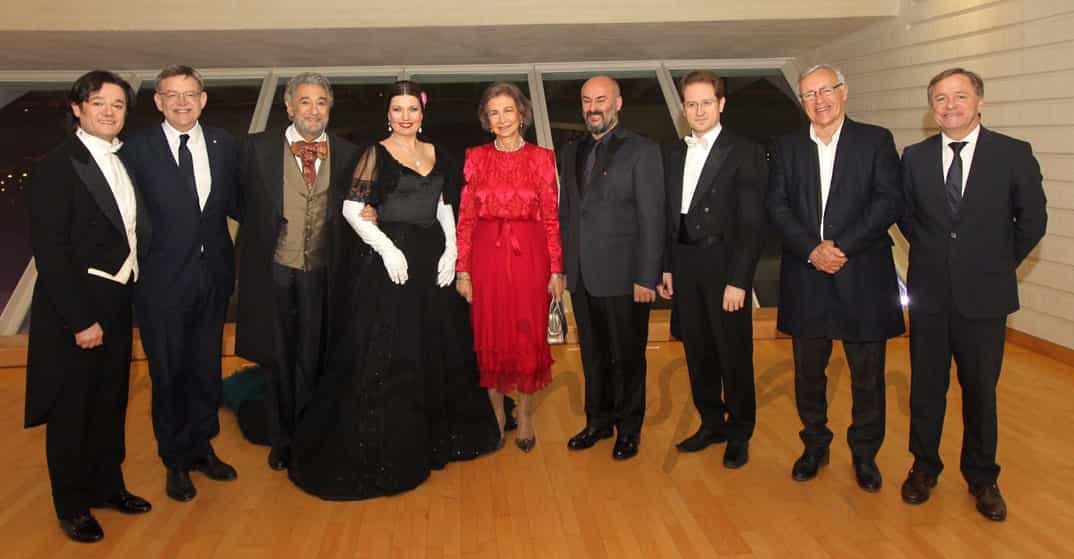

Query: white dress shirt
809,118,845,240
940,124,980,195
285,124,328,175
162,120,212,210
681,124,722,214
76,127,138,284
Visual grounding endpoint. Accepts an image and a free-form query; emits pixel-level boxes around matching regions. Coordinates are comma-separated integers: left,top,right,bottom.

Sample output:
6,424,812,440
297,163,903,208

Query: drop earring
418,126,423,133
387,122,392,132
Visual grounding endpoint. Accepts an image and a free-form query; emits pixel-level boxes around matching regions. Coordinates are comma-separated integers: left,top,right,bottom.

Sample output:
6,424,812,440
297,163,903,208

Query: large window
126,78,265,140
0,86,70,320
543,72,680,150
265,76,397,146
406,75,537,167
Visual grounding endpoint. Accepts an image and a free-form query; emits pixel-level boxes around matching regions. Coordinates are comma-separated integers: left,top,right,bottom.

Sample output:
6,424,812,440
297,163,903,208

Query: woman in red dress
455,82,564,452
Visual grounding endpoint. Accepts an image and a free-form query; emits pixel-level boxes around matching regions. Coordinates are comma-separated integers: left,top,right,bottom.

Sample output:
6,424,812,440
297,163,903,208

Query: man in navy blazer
122,65,240,502
898,68,1046,521
767,64,905,492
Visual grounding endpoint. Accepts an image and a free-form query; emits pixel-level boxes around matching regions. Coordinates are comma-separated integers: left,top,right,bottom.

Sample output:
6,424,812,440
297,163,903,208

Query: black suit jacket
233,130,359,368
767,117,905,341
122,124,240,310
25,135,150,426
663,127,767,289
557,126,665,297
899,127,1047,319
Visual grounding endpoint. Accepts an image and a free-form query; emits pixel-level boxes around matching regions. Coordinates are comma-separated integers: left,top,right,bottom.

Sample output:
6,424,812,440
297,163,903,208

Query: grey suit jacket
557,126,665,297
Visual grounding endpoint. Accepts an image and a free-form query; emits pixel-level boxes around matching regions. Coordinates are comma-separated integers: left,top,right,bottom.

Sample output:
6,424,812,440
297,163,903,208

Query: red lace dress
456,142,563,394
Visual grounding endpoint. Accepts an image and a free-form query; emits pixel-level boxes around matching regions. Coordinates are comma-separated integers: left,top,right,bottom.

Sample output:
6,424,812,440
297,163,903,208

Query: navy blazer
767,117,905,341
899,126,1047,319
121,124,240,310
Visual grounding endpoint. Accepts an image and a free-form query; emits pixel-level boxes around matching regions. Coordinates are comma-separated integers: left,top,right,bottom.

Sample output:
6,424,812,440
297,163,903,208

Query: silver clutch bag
547,299,567,344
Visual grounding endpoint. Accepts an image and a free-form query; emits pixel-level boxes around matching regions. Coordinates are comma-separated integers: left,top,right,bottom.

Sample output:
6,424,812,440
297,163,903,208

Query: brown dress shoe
900,468,938,504
969,483,1007,521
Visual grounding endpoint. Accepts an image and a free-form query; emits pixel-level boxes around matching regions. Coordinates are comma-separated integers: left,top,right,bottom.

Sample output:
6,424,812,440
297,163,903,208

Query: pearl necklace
494,137,525,152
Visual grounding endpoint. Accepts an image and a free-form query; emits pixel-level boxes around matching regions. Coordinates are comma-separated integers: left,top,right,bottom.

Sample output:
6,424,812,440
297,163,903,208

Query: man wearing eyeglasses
767,64,904,492
898,68,1046,521
658,70,766,468
122,65,241,502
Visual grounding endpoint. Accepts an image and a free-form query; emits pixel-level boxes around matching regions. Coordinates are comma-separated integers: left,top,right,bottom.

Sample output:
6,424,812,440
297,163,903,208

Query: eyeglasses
683,98,719,112
157,90,202,102
799,83,844,102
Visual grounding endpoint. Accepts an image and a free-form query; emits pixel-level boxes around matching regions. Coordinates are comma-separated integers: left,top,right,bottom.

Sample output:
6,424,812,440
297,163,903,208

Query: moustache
585,111,604,119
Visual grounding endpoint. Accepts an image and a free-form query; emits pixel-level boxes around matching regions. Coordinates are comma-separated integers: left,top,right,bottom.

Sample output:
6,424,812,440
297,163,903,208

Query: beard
585,110,617,134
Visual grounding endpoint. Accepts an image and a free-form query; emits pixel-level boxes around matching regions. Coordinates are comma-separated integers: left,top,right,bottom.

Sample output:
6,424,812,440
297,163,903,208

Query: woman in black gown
288,80,501,500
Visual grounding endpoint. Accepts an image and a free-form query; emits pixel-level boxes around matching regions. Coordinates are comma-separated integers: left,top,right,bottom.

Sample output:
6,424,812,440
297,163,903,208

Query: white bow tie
684,136,709,150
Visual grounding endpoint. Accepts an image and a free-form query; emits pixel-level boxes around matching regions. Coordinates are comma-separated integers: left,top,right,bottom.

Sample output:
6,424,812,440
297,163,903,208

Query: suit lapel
799,129,823,235
826,119,854,222
69,138,125,235
961,126,989,207
668,141,686,214
688,130,734,213
586,132,625,200
204,126,224,212
258,134,286,216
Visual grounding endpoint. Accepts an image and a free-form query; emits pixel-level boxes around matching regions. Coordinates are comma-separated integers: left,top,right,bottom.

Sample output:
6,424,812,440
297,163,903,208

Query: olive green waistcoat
274,142,331,270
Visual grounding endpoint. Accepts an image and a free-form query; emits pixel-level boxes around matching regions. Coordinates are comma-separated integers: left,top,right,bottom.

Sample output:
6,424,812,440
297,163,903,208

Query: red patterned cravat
290,140,328,189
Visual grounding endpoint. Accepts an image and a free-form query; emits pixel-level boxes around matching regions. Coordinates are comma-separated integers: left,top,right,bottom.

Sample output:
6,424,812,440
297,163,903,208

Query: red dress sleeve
456,147,479,273
537,148,564,273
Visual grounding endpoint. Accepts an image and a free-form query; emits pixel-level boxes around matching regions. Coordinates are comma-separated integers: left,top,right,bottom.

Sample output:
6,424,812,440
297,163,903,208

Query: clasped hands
809,240,847,274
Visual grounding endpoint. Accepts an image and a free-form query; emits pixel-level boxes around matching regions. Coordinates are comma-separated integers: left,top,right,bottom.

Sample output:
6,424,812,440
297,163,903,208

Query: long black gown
288,143,501,500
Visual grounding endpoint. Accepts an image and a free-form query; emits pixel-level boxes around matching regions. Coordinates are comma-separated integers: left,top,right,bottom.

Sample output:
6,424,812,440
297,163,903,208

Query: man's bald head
580,75,623,138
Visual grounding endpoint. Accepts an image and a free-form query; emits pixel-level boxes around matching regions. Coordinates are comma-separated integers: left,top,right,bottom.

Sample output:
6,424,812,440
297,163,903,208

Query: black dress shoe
268,446,290,471
515,435,537,453
676,426,727,453
723,440,749,469
612,435,640,461
94,490,152,514
566,426,614,450
190,449,238,481
900,468,938,504
852,457,882,492
59,512,103,543
791,448,829,481
166,467,196,502
969,483,1007,521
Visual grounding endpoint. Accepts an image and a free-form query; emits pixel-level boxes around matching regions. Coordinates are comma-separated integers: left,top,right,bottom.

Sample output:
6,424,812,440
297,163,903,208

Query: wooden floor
2,339,1074,558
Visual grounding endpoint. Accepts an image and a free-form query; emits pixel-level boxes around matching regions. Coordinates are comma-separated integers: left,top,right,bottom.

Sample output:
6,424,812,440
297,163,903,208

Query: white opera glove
342,200,408,284
435,199,457,287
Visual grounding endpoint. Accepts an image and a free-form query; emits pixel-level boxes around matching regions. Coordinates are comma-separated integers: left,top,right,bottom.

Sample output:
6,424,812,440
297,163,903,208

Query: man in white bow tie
657,70,767,468
25,70,152,543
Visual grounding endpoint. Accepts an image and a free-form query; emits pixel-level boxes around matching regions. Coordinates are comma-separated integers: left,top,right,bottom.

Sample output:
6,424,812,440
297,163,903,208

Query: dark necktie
945,141,967,215
178,133,198,207
583,140,602,188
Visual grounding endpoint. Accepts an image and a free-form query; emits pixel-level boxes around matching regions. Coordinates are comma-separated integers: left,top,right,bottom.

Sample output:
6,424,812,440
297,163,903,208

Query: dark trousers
46,278,132,519
267,263,325,449
571,274,651,436
792,337,887,459
138,260,227,469
908,306,1005,485
672,243,756,441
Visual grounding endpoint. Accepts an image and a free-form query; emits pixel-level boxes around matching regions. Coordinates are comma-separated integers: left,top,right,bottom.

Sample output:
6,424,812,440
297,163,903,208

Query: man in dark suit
898,68,1046,521
25,70,152,543
657,70,766,468
122,65,240,502
767,64,904,492
559,75,664,461
235,73,359,471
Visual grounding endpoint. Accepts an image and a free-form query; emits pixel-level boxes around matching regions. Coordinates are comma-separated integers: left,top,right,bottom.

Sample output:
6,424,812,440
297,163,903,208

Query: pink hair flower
420,91,429,107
